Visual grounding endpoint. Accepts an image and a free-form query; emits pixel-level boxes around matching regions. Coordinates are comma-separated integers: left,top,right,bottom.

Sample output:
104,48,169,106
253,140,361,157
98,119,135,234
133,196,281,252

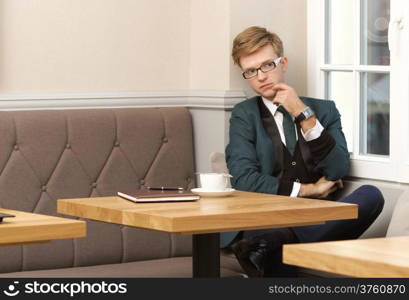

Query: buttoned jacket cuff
290,182,301,197
301,119,324,141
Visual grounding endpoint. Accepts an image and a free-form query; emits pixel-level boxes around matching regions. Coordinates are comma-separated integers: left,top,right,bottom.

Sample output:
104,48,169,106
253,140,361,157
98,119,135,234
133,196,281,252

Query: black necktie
277,106,296,155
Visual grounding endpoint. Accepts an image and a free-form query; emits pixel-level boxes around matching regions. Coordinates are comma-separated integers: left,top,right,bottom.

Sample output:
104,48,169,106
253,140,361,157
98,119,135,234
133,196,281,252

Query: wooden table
57,190,357,277
283,236,409,278
0,208,86,246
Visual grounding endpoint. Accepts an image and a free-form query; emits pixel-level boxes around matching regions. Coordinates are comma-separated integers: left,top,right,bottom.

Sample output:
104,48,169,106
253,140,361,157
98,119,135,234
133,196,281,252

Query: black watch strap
295,106,315,123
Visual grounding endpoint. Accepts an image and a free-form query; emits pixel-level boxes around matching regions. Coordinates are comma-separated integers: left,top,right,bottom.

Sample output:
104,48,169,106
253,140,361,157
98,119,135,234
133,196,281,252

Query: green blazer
221,96,350,248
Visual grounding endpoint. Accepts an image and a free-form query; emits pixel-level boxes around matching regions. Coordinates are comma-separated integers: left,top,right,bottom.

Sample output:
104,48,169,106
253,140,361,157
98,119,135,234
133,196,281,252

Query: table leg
192,233,220,277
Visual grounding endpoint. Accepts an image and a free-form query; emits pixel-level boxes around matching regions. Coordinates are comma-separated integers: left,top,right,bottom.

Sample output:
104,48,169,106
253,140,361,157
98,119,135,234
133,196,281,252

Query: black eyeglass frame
242,57,283,79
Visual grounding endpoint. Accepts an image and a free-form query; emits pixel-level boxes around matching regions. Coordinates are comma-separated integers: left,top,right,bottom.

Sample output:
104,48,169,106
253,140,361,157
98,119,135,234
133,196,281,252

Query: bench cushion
0,108,195,274
0,255,244,278
387,189,409,237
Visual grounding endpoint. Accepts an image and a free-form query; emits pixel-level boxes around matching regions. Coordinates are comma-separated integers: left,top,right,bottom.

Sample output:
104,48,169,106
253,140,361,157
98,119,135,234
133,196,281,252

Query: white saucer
191,188,235,197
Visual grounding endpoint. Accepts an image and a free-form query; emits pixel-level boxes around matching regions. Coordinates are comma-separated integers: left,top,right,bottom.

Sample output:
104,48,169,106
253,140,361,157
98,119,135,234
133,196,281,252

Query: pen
146,187,184,191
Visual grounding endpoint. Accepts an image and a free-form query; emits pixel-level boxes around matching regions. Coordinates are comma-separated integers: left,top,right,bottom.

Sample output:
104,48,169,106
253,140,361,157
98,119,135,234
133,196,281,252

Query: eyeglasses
242,57,282,79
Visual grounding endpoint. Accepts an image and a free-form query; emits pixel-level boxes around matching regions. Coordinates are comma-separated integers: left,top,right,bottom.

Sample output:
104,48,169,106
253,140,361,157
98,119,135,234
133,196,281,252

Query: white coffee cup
199,173,231,191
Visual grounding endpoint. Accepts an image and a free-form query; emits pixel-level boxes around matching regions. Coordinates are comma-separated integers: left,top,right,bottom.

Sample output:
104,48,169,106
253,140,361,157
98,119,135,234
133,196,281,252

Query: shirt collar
262,97,279,115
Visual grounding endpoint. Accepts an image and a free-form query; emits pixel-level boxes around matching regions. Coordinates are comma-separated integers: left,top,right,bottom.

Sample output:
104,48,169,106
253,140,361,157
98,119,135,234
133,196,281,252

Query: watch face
296,107,314,123
304,108,314,118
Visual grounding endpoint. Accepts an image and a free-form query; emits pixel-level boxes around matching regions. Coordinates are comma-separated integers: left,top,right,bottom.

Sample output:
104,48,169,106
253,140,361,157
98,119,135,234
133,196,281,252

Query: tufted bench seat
0,107,242,277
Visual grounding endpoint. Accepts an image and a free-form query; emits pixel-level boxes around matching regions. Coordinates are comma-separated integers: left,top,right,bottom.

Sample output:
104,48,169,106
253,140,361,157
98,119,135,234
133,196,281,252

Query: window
308,0,409,182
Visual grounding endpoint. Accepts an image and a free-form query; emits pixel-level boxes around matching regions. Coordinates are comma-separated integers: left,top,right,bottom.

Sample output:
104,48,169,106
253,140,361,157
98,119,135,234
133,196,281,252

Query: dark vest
257,98,322,195
278,142,321,195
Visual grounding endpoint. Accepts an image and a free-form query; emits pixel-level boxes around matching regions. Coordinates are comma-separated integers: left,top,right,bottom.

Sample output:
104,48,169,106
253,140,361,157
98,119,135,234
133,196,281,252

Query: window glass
360,73,390,155
360,0,390,65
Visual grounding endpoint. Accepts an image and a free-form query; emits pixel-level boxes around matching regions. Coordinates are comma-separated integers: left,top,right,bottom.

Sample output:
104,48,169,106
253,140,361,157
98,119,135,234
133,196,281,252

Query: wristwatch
294,106,315,123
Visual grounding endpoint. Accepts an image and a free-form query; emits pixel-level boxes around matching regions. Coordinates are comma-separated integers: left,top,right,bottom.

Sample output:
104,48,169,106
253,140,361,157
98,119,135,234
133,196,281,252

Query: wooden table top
57,190,357,234
0,208,86,246
283,236,409,278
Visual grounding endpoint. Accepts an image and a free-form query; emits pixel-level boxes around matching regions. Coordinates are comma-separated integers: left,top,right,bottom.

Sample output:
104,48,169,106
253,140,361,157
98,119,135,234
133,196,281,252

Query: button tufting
14,144,19,151
163,137,168,143
114,141,120,147
91,182,97,188
66,144,71,149
41,185,47,192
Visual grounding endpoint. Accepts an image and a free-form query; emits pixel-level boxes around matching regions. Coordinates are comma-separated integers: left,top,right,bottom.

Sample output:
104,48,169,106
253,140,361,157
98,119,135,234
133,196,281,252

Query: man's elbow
325,157,350,180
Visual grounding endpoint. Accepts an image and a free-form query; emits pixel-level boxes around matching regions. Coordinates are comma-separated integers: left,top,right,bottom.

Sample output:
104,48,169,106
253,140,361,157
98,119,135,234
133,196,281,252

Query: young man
223,26,384,277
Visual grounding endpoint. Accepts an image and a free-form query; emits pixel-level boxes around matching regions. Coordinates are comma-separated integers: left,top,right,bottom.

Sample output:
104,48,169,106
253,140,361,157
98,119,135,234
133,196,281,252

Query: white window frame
307,0,409,183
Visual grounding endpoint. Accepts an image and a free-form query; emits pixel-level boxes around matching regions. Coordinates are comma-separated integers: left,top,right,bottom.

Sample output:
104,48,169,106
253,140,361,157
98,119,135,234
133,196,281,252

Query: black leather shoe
230,238,268,277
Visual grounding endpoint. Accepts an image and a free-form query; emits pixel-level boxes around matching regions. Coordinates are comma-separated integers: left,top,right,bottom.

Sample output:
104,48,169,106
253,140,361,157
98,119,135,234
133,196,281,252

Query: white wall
0,0,307,95
0,0,190,93
189,0,230,90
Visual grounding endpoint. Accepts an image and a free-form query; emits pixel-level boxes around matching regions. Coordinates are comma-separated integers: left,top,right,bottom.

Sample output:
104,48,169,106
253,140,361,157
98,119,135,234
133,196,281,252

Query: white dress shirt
262,97,324,197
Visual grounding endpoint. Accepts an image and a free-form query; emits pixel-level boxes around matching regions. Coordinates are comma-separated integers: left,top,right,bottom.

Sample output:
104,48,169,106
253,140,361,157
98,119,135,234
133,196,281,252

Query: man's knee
354,184,385,217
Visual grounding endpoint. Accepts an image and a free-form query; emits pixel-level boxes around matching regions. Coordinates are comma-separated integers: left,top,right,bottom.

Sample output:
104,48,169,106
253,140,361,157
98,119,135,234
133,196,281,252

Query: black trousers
242,185,385,277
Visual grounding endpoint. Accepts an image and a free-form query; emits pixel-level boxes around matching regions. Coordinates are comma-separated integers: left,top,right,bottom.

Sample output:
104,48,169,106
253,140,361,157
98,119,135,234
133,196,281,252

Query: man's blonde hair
232,26,284,67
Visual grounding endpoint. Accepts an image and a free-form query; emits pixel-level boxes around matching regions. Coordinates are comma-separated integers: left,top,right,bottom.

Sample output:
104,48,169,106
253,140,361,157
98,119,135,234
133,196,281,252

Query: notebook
117,189,200,203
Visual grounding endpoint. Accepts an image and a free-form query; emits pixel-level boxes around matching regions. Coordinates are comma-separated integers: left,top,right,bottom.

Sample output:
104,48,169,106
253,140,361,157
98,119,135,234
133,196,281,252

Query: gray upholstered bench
0,107,242,277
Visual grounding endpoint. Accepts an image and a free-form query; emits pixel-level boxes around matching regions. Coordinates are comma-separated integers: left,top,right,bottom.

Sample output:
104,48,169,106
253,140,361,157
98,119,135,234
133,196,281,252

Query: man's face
239,44,288,100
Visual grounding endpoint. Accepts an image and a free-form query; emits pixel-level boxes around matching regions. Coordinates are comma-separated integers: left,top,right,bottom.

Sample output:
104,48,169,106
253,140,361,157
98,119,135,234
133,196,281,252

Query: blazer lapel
257,97,283,178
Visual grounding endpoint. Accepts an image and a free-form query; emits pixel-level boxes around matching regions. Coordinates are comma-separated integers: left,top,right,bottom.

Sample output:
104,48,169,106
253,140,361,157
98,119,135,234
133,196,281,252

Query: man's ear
281,57,289,72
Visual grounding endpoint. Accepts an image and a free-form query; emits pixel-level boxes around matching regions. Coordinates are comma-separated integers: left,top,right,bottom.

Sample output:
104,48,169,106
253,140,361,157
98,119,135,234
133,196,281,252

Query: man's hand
271,83,317,132
271,83,306,116
299,176,343,199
